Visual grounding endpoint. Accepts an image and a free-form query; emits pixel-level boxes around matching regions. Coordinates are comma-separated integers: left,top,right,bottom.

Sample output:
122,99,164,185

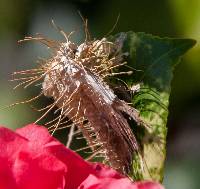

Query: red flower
0,124,164,189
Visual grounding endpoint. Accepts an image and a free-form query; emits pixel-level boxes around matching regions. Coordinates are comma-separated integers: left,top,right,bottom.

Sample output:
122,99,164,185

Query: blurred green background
0,0,200,188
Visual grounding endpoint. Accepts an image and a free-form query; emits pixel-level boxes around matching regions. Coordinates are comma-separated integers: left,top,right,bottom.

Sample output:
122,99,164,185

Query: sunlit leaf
110,32,196,182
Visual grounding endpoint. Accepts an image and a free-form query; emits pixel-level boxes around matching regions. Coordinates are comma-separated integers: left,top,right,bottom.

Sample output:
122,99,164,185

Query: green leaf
110,32,196,182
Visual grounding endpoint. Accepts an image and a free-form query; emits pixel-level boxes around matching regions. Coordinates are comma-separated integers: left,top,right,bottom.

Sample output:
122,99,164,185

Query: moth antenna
78,11,91,42
105,13,120,37
51,19,70,42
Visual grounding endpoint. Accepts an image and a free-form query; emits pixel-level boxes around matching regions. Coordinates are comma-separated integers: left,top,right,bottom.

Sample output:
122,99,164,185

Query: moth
13,23,150,176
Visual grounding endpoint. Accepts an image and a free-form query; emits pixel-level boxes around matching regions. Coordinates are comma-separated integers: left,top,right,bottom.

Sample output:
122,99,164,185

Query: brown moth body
15,32,145,175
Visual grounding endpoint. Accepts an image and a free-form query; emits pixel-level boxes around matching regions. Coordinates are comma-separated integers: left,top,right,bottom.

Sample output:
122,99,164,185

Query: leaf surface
110,32,196,182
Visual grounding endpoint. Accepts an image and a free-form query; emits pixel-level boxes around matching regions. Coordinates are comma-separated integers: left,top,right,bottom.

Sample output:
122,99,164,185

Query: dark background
0,0,200,188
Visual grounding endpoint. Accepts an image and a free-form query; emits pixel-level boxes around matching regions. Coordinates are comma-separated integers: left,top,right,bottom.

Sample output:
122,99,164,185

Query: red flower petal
16,124,126,188
0,125,67,189
78,175,164,189
0,124,165,189
0,126,27,188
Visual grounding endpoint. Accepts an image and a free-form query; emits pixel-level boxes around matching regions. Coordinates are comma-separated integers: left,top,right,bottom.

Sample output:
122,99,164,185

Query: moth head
59,41,78,59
